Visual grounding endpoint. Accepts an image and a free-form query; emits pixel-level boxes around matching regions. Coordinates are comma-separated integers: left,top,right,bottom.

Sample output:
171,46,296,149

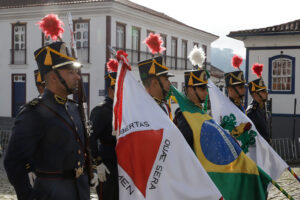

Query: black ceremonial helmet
34,41,81,93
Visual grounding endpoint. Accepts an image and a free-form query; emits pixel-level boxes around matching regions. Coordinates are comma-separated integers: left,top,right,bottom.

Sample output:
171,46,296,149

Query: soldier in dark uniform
247,78,271,143
90,69,118,200
4,42,95,200
34,69,45,95
224,71,247,113
174,69,208,150
138,56,174,116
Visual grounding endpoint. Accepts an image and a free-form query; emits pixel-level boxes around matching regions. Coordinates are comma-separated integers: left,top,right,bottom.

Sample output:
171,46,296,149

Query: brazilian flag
171,85,269,200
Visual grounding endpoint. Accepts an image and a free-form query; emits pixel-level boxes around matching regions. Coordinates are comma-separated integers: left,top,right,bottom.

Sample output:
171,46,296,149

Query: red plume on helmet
252,63,264,78
37,14,64,41
232,55,243,69
107,59,119,72
116,50,128,63
116,50,131,70
144,33,166,55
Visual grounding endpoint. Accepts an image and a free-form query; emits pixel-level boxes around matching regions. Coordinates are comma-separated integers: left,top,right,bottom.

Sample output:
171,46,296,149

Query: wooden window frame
11,22,27,64
73,19,91,63
131,26,141,61
116,22,126,49
182,39,188,70
268,54,295,94
171,37,178,69
160,33,167,59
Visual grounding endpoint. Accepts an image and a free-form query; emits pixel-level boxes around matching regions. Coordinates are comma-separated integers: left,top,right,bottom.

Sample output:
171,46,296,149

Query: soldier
224,70,247,113
174,69,208,150
34,69,45,95
247,66,271,143
90,65,118,200
138,56,174,116
224,55,247,113
4,41,96,200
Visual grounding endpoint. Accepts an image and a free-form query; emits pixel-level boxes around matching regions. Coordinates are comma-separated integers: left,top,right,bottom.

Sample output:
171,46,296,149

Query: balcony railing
10,49,26,65
76,47,89,64
113,47,193,70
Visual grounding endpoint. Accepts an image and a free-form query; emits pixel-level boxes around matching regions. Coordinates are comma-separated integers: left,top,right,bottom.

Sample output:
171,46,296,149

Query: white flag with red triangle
112,58,222,200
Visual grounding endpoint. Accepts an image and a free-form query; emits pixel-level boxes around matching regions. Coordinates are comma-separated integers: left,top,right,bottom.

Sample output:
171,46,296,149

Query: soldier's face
187,86,208,104
195,86,208,102
158,75,171,94
59,68,81,91
258,90,268,102
228,85,245,99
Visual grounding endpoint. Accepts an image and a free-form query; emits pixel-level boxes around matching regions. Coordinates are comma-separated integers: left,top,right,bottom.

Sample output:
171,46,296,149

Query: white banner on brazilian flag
208,79,288,184
112,60,222,200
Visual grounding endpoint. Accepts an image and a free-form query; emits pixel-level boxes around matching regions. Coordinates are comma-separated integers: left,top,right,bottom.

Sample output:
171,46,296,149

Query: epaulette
17,98,41,116
25,97,41,108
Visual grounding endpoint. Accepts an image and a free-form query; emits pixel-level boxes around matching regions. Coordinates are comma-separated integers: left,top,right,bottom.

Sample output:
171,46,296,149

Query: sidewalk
0,157,299,199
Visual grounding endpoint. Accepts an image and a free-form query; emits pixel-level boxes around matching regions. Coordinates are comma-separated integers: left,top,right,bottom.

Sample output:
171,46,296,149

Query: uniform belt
36,168,86,179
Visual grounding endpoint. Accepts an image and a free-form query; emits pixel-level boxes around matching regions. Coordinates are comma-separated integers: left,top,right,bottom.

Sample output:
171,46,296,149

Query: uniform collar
43,88,68,105
229,97,241,106
153,97,165,105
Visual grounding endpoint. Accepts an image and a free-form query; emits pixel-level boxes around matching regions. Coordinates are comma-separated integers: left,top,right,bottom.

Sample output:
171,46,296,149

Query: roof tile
228,19,300,37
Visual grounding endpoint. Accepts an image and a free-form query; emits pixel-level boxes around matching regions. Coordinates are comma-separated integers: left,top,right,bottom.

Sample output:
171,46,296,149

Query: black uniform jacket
173,107,194,150
90,97,117,166
247,100,271,142
4,89,90,200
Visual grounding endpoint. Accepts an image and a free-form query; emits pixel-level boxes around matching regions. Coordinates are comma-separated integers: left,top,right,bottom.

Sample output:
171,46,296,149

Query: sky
130,0,300,58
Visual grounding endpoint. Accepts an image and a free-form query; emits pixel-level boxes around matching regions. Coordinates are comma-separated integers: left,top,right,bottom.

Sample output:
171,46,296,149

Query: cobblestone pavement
0,158,299,199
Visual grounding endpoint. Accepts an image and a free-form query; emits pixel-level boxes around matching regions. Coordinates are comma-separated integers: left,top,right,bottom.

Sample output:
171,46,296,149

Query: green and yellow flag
171,85,269,199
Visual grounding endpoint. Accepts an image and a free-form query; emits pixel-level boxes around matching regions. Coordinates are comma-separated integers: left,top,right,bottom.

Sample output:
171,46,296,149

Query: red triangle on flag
116,128,164,197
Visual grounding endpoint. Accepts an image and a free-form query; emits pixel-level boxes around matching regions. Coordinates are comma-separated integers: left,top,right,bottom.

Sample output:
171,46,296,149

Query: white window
181,40,187,70
171,37,177,69
131,27,140,64
74,21,89,63
12,24,26,64
14,25,25,50
116,23,125,49
271,58,292,91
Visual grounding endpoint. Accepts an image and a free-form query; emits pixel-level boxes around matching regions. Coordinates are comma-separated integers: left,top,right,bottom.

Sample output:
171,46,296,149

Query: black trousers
96,162,118,200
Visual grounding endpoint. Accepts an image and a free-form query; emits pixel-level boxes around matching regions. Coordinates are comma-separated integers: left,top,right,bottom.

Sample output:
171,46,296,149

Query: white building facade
0,0,218,118
228,20,300,140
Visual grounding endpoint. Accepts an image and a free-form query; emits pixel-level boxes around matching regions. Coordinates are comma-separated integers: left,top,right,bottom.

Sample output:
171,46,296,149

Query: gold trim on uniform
54,95,67,104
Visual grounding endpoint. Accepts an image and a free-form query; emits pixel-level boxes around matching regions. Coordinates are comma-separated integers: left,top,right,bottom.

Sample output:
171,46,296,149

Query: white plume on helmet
188,45,206,68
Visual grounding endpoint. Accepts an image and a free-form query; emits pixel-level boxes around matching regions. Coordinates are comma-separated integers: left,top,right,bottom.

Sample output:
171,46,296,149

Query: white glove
97,163,110,182
90,172,99,188
28,172,36,187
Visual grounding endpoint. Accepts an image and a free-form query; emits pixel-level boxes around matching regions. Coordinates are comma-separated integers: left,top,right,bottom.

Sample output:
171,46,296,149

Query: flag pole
287,167,300,183
260,167,295,200
270,179,294,200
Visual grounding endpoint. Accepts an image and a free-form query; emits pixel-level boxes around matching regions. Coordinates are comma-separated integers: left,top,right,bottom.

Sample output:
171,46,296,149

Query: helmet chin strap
233,86,244,104
193,87,203,104
54,69,74,94
256,91,267,104
155,76,167,100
